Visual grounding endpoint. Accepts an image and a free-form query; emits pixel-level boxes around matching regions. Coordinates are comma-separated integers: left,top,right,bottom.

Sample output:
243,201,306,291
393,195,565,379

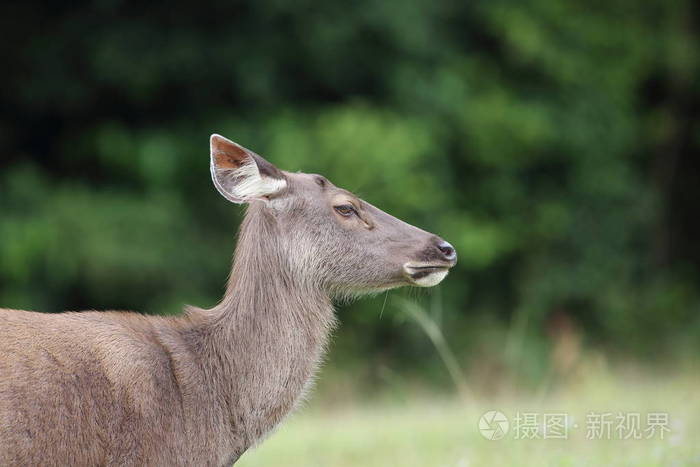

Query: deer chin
403,263,450,287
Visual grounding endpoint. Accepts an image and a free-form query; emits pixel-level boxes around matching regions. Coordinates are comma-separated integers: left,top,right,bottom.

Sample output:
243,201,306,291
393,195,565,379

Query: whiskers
379,291,389,320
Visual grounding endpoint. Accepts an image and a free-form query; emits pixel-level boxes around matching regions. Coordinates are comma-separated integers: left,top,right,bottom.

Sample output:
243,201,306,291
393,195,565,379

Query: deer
0,134,457,466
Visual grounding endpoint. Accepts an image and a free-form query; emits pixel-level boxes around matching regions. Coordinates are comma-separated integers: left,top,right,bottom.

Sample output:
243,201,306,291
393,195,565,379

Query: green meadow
239,363,700,467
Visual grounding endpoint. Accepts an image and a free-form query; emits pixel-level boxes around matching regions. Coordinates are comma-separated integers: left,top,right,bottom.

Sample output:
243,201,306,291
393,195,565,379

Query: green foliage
1,0,699,379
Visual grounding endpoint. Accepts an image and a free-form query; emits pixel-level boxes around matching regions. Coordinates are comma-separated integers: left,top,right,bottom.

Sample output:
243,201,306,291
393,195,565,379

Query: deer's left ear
210,134,287,204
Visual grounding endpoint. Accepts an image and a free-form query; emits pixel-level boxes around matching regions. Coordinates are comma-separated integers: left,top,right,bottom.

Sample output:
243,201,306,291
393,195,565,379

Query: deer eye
334,204,356,217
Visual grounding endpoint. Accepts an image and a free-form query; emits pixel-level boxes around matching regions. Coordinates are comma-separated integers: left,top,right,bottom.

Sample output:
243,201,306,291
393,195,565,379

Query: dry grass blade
394,296,472,404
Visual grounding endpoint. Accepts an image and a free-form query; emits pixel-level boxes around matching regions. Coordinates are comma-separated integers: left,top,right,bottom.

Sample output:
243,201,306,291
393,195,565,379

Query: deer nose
436,240,457,263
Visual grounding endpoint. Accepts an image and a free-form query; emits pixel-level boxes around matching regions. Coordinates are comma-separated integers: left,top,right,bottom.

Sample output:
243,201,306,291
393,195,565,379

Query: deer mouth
403,264,451,287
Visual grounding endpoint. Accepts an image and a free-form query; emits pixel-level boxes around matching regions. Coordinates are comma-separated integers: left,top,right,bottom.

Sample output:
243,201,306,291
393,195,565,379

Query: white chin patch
412,270,449,287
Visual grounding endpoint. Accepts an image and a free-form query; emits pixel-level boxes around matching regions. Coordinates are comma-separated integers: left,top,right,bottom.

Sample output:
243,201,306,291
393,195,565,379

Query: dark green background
1,0,698,386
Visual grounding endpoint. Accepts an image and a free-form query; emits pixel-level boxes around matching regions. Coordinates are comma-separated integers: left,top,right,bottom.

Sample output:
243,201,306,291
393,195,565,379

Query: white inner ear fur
212,158,287,202
228,159,287,200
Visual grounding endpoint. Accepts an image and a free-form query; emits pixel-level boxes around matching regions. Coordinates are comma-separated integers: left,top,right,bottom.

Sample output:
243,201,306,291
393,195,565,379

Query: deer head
210,134,457,297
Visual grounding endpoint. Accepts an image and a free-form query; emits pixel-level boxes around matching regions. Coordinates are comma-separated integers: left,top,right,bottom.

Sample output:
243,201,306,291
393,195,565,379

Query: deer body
0,135,456,465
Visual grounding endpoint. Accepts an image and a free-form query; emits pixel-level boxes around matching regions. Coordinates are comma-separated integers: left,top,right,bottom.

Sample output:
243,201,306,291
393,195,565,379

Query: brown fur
0,135,456,466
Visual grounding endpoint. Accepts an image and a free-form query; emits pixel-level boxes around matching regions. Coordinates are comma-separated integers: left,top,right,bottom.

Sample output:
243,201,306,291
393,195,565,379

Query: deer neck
200,204,336,448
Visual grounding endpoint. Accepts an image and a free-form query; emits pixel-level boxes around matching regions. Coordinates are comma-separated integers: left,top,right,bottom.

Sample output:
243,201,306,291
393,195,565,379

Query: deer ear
209,134,287,204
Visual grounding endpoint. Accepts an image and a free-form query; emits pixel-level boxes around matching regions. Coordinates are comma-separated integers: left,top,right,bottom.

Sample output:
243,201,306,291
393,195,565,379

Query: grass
238,297,699,466
236,365,700,466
